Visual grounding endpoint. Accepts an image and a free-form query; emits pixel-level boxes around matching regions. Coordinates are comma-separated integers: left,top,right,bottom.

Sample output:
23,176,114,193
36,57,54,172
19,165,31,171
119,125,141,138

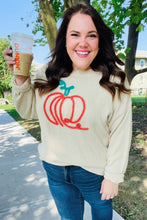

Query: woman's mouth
75,50,90,57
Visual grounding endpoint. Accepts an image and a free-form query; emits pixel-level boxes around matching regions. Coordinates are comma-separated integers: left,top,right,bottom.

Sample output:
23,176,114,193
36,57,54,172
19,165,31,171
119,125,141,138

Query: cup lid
11,33,34,41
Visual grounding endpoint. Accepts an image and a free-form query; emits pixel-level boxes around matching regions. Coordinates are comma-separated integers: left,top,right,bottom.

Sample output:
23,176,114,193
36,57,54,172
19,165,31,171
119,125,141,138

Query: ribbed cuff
11,76,31,93
104,171,124,183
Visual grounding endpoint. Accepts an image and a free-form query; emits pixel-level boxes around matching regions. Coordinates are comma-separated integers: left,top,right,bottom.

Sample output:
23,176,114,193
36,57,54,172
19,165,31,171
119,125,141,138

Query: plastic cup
11,33,34,76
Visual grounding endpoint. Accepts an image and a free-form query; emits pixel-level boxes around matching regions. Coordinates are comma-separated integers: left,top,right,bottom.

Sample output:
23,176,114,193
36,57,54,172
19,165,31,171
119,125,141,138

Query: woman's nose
79,37,88,47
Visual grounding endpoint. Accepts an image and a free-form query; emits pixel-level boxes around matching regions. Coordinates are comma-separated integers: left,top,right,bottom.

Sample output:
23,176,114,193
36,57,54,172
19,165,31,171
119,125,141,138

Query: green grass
131,95,147,104
113,159,147,219
113,102,147,219
0,104,21,120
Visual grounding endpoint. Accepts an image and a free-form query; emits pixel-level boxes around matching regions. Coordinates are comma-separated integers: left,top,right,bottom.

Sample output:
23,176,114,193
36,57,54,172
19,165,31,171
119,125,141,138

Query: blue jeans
42,161,113,220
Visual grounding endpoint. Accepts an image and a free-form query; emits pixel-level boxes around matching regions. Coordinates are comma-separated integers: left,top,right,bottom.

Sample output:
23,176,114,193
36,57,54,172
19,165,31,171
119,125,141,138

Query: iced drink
11,33,34,76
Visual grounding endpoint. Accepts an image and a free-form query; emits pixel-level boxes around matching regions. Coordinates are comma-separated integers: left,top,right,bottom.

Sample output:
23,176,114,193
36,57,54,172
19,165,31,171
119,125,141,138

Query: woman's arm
100,79,132,200
104,90,132,183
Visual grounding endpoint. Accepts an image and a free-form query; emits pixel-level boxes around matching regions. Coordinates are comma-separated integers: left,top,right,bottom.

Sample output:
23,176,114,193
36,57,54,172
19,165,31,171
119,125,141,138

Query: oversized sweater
11,65,132,183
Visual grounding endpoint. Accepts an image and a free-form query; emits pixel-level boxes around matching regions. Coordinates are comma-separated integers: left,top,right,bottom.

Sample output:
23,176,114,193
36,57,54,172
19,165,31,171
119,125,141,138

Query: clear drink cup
11,33,34,76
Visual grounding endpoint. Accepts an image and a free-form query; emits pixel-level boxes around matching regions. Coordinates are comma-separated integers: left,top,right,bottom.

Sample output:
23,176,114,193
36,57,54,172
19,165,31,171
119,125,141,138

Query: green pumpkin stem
59,80,75,96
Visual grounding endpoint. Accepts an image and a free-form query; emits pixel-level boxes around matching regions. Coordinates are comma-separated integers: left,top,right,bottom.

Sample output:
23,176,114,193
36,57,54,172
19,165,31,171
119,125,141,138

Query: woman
3,3,132,220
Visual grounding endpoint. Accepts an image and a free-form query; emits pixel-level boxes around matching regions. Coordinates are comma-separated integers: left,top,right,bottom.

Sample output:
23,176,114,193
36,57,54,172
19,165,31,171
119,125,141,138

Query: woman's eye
89,34,97,38
71,33,78,37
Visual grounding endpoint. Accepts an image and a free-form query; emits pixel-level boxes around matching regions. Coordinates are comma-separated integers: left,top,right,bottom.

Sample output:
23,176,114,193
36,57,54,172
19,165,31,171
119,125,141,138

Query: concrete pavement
0,109,124,220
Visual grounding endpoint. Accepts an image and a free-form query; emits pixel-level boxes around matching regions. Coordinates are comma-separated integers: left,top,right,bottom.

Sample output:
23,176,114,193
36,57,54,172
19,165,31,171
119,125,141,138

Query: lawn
131,94,147,104
113,101,147,219
0,96,147,219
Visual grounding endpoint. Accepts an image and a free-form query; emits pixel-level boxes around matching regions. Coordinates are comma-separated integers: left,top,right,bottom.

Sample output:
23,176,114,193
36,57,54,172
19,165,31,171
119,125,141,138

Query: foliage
28,0,64,46
53,0,64,21
92,0,147,52
129,0,147,26
27,0,47,46
0,38,12,97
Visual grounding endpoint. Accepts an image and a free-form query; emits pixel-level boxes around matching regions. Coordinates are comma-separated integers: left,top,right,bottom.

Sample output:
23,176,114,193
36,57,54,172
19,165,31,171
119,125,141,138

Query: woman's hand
3,48,15,73
3,48,33,86
100,179,119,200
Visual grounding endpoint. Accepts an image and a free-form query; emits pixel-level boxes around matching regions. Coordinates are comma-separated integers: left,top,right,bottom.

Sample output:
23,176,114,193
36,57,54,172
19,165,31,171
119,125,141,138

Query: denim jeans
42,161,113,220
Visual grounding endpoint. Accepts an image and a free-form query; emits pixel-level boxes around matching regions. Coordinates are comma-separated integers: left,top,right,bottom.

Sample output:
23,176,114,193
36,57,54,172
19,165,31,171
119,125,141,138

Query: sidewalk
0,109,124,220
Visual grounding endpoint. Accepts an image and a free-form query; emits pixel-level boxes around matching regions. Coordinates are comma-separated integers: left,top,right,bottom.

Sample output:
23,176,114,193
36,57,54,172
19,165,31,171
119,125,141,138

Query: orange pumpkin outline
43,86,89,130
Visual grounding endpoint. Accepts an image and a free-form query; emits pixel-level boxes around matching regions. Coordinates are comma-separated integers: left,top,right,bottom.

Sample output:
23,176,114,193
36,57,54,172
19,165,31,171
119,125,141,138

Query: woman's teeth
76,51,89,55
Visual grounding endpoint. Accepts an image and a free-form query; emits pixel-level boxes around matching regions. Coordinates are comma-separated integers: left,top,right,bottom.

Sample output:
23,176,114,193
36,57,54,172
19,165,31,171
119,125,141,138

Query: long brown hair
34,3,130,98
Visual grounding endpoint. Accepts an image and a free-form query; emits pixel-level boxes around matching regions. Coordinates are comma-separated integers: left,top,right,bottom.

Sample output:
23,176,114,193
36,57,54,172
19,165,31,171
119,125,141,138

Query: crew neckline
72,68,96,75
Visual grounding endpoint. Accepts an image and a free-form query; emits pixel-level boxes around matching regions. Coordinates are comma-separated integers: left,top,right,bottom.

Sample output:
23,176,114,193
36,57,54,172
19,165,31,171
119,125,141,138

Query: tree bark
64,0,90,10
63,0,72,9
72,0,90,4
136,68,147,74
125,22,140,83
124,0,147,83
39,0,57,51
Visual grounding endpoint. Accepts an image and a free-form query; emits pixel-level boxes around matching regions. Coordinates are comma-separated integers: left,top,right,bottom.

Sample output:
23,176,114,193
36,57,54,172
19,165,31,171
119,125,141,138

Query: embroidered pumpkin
43,80,89,130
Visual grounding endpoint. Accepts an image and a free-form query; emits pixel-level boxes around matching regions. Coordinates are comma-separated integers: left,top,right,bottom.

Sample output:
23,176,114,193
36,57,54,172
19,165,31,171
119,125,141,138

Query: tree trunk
39,0,57,51
125,22,140,83
64,0,90,9
63,0,72,9
72,0,90,4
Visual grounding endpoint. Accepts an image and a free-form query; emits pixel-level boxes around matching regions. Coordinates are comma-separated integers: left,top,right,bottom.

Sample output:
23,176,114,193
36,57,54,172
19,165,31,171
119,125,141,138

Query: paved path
0,109,124,220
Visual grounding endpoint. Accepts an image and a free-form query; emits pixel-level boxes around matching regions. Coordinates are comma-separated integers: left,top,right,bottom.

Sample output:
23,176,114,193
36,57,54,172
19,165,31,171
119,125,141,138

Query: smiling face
66,13,99,71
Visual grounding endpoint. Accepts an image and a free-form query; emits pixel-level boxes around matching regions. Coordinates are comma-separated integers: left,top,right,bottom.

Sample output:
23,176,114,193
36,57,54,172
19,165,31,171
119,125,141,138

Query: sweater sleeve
104,84,132,183
11,64,47,119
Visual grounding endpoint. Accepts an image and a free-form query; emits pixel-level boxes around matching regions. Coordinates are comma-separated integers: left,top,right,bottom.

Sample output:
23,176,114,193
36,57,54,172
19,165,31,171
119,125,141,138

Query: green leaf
136,23,144,32
117,52,126,60
125,47,131,54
